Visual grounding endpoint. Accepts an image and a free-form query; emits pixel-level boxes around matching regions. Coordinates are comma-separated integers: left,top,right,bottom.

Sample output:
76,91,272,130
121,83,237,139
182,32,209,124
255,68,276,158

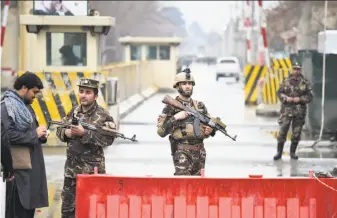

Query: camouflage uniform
157,70,215,176
56,79,116,218
274,64,313,160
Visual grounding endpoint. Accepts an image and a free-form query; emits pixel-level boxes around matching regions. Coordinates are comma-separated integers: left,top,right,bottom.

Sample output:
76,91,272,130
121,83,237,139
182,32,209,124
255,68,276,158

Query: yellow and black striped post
262,58,293,104
262,68,289,104
244,64,267,105
271,57,292,70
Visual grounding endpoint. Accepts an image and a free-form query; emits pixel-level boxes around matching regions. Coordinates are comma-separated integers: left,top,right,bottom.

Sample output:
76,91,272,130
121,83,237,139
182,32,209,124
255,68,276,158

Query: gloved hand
2,168,14,182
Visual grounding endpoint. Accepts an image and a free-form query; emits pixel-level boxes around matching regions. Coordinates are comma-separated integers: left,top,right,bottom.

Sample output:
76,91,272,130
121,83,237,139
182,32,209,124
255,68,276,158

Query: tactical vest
171,99,206,141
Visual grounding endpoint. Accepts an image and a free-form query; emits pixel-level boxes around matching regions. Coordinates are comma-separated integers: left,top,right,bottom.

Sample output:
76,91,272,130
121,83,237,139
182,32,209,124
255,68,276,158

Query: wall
2,7,19,71
1,7,20,89
123,43,178,90
101,61,155,102
1,8,20,89
151,60,176,90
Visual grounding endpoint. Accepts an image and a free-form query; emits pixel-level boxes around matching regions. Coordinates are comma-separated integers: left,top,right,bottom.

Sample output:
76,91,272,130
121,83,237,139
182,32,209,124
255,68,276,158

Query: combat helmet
173,68,195,88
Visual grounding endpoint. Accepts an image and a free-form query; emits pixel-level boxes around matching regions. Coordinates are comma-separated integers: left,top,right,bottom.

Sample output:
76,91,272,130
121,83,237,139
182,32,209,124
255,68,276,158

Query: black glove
2,167,14,182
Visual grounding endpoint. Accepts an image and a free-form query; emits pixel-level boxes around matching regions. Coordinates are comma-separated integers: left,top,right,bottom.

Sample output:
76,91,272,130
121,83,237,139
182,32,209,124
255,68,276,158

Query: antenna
182,68,191,80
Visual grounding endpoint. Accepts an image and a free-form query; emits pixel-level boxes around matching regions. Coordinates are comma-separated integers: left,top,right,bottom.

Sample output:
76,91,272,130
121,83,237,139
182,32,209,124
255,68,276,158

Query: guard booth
1,2,116,215
118,36,182,91
18,1,115,145
300,31,337,140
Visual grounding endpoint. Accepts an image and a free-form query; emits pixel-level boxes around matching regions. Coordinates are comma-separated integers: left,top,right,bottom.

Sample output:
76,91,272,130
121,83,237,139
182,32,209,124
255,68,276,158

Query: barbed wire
312,172,337,193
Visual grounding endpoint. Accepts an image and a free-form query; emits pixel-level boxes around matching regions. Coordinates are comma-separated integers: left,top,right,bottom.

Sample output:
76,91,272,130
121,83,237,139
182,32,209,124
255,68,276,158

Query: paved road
112,63,337,178
35,63,337,217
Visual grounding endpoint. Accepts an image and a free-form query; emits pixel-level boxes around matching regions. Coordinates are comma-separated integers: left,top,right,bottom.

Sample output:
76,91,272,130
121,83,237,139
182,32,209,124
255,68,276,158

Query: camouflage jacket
277,74,313,118
56,101,116,178
157,96,215,145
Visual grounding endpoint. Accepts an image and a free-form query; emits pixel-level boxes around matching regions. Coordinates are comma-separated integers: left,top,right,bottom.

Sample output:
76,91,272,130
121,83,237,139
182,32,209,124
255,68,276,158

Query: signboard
318,30,337,54
33,1,88,16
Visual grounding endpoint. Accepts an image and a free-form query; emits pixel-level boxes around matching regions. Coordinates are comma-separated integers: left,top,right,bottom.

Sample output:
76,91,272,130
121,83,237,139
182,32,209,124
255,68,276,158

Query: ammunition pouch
68,140,94,156
177,143,204,151
171,122,206,140
169,136,177,156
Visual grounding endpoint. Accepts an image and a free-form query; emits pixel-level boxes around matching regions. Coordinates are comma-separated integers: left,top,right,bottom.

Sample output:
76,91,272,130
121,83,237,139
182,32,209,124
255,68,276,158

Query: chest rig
284,75,307,97
171,98,205,141
281,77,309,117
67,104,100,155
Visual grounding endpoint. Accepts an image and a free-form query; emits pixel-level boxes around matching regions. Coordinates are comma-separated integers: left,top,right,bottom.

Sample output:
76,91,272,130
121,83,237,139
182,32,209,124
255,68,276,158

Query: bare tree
266,1,337,51
297,1,313,50
266,1,301,48
90,1,175,64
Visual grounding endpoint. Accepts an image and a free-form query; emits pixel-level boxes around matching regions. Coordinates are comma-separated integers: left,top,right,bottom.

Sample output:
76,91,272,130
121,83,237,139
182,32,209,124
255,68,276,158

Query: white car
216,57,241,82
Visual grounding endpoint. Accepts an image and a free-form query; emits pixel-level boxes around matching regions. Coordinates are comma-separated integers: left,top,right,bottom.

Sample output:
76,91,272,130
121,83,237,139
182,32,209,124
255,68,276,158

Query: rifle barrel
48,120,138,142
50,121,69,126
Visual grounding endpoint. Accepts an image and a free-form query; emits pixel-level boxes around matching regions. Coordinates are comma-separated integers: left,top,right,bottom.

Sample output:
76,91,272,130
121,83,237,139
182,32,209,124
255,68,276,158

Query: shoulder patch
197,101,206,109
194,100,207,114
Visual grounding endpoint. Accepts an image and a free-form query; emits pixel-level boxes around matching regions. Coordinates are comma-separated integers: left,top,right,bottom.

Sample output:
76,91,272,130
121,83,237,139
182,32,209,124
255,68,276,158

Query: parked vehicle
216,56,241,82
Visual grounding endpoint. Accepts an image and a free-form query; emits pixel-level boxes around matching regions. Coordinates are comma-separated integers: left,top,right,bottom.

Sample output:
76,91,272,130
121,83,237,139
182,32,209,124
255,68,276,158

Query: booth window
159,45,170,60
146,46,157,60
46,32,87,66
130,45,141,61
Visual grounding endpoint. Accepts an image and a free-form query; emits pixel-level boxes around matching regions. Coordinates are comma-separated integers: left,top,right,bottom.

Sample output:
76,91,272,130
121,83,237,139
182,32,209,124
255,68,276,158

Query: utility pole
257,0,270,68
251,1,257,64
245,1,252,65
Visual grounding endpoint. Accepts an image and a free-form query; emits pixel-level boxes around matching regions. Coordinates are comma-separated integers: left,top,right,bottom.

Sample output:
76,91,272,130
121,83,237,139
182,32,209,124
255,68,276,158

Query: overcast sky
161,1,279,33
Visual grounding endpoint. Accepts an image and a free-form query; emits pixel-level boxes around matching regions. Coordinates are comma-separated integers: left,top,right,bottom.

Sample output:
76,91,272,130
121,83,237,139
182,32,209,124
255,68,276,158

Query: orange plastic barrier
76,175,337,218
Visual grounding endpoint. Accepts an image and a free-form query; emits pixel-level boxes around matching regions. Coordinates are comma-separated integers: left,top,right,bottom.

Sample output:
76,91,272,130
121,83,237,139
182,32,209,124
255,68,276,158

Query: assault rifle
162,95,237,141
48,118,137,142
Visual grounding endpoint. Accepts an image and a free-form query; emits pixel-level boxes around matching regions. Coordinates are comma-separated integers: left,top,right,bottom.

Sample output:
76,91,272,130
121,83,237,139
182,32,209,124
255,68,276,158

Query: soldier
56,78,116,218
273,63,313,160
157,68,216,176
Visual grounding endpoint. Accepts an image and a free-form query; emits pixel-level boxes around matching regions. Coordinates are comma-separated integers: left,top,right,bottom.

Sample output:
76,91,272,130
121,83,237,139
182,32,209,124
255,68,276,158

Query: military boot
273,142,284,160
290,141,299,159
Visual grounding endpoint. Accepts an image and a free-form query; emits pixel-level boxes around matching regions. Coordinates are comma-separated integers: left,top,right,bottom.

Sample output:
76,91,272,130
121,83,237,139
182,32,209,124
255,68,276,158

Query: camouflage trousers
277,114,305,143
61,177,76,218
173,148,206,176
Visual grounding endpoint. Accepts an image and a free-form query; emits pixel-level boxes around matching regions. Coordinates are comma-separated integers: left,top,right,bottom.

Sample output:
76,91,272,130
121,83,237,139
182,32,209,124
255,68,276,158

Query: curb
119,85,159,120
255,108,280,117
255,104,280,118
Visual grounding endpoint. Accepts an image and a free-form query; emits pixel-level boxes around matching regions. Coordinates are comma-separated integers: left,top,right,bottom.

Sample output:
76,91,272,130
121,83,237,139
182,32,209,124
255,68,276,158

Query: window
146,46,157,60
130,45,141,61
46,32,87,66
159,46,170,60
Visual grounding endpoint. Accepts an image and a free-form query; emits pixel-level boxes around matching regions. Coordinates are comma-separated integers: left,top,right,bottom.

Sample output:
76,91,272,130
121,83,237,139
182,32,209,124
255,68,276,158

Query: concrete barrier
76,174,337,217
